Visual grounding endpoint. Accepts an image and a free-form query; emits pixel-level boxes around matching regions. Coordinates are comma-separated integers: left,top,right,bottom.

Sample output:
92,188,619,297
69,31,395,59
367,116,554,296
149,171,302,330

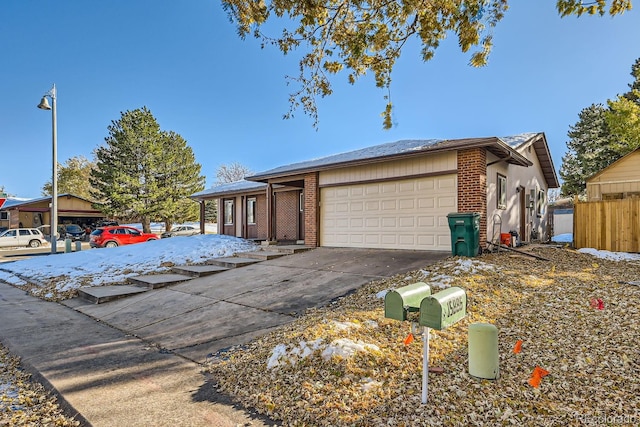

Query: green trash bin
447,212,481,257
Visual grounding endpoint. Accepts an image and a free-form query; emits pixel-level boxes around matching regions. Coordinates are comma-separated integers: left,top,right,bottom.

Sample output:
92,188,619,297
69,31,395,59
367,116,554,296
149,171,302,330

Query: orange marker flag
513,340,523,354
528,366,550,388
403,333,414,346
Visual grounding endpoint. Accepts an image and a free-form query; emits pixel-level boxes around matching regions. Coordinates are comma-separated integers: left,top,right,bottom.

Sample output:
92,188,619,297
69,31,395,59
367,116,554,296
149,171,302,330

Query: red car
89,226,158,248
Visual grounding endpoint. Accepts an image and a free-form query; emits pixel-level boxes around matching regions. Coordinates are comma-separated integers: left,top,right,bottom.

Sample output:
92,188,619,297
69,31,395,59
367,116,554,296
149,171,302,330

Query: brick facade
304,173,319,247
457,148,487,247
274,190,299,241
254,194,268,239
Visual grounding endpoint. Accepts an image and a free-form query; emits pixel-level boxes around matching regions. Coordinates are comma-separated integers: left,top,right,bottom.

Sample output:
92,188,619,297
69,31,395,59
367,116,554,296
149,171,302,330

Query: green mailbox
419,287,467,330
384,282,432,321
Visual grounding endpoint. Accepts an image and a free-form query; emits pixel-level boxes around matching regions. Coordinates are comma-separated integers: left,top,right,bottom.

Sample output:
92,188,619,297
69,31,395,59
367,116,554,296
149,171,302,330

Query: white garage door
320,175,457,250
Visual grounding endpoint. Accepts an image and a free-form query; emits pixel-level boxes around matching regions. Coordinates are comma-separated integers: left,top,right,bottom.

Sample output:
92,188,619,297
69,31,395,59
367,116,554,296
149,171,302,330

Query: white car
0,228,47,248
160,225,200,238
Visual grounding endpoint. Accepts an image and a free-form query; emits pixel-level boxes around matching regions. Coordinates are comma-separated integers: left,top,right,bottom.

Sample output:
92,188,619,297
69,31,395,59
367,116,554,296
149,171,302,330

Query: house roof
586,147,640,183
1,193,96,210
189,133,560,201
247,134,541,182
503,133,559,188
190,180,268,200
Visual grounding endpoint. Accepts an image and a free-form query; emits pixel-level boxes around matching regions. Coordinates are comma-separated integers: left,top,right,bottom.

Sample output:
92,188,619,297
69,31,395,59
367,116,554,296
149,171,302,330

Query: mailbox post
384,284,467,404
417,287,467,403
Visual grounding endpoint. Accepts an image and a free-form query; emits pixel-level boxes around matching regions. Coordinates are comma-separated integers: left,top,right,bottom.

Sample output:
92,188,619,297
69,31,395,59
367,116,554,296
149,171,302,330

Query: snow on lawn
578,247,640,261
266,321,381,370
376,258,497,298
0,234,256,293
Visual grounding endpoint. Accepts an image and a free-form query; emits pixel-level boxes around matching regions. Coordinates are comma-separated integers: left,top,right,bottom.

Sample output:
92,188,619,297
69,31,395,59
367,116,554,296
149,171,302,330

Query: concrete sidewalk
0,283,268,426
0,247,449,426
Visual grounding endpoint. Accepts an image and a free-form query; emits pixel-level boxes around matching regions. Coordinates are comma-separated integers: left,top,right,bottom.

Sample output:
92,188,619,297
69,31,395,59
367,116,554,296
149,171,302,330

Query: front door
246,197,257,239
223,199,235,236
519,186,526,242
298,191,305,240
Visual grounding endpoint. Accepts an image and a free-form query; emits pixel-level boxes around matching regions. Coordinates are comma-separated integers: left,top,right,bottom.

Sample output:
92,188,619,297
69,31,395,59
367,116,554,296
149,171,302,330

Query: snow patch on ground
578,248,640,261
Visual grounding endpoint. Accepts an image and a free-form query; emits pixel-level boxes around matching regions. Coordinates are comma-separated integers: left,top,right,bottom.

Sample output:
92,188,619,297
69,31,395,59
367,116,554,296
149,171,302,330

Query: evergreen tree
155,130,206,231
204,200,217,223
559,104,618,196
42,155,96,200
90,107,204,233
623,57,640,105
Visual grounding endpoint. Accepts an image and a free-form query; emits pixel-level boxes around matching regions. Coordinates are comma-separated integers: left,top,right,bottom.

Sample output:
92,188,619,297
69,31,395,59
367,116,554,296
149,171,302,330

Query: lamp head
37,97,52,110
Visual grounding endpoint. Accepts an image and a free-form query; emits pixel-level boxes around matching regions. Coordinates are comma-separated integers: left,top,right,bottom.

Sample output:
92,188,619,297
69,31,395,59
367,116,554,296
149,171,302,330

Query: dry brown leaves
206,247,640,426
0,345,80,426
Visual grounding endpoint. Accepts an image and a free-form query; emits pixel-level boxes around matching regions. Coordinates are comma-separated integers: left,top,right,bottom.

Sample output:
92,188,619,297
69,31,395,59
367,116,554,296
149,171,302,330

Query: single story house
0,194,105,230
191,132,559,251
586,148,640,201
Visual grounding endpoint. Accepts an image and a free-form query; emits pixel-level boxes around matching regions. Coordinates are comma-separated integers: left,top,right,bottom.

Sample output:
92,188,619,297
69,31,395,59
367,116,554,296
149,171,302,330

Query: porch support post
266,183,274,242
199,200,205,234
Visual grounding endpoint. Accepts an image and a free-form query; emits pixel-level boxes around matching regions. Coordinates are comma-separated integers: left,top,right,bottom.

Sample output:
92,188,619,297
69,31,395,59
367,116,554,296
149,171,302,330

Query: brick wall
457,148,487,247
275,190,299,241
255,194,268,239
304,173,319,247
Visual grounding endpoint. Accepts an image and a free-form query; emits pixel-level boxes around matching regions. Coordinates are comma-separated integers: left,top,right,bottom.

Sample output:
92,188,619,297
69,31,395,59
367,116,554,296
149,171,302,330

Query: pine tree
90,107,204,233
156,130,205,231
623,57,640,105
560,104,618,196
204,200,217,223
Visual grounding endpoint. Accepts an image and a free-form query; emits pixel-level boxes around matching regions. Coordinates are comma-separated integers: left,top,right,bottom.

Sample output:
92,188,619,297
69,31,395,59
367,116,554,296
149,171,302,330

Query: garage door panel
439,196,456,208
399,217,415,227
321,174,456,250
350,201,364,211
365,201,380,211
398,199,415,210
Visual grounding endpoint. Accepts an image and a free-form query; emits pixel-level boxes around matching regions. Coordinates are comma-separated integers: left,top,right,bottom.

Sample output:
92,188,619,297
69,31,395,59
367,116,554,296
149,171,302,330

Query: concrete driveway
63,247,449,363
0,246,450,426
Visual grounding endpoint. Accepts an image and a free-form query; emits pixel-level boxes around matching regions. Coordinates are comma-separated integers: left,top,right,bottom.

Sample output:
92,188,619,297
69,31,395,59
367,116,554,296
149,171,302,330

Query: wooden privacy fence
574,198,640,253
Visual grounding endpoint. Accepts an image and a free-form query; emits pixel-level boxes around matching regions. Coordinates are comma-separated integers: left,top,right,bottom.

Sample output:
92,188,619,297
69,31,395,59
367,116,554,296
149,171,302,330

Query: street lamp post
37,84,57,254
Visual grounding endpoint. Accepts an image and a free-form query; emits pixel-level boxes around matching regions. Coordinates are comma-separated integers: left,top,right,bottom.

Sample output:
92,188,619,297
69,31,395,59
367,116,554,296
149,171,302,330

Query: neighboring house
0,194,104,230
586,148,640,201
547,197,574,238
191,133,559,251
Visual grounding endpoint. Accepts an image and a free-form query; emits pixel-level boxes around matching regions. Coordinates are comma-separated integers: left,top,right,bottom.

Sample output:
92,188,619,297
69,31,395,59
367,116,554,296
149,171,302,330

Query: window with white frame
0,212,8,221
247,197,256,225
497,174,507,210
224,200,234,225
536,189,545,217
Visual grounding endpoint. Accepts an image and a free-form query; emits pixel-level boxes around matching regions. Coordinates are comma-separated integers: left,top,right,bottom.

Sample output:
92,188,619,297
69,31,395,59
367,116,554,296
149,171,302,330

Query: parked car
63,224,86,241
93,220,119,228
0,228,47,248
0,227,8,234
161,225,200,238
37,224,66,240
89,226,158,248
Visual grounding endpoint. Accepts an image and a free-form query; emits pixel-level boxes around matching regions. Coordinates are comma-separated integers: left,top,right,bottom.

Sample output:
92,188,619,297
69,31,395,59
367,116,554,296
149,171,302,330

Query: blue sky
1,1,638,198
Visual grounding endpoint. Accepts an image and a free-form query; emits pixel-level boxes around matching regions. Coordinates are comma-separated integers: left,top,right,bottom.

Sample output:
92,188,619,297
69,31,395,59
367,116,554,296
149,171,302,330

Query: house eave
248,137,532,183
